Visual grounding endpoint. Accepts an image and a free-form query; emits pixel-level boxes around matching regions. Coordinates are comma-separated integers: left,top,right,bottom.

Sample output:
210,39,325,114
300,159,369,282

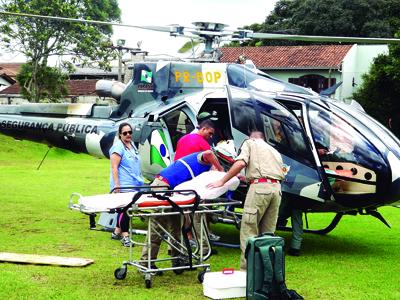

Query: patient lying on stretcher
75,170,239,212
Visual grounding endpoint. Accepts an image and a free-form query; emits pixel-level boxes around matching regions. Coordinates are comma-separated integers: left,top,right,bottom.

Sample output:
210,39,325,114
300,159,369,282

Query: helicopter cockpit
274,96,397,209
308,103,386,200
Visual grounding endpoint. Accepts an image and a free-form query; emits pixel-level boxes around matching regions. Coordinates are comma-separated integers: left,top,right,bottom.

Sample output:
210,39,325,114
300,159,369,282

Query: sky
0,0,278,62
113,0,278,57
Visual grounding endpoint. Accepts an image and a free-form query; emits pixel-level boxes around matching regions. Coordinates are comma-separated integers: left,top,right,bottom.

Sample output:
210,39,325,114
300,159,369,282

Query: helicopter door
228,86,329,203
138,101,195,179
275,99,334,195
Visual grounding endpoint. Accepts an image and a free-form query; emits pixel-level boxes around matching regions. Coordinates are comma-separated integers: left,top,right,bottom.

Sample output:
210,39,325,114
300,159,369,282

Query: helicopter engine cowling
95,80,126,103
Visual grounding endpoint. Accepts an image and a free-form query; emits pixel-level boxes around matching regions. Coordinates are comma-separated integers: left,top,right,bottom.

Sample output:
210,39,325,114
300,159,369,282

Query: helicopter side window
276,100,305,127
260,112,312,164
263,117,288,146
230,99,258,134
163,110,195,151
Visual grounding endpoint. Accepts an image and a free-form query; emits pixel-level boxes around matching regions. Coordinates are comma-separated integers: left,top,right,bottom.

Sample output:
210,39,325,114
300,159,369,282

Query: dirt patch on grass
20,228,44,234
31,273,48,283
57,243,82,253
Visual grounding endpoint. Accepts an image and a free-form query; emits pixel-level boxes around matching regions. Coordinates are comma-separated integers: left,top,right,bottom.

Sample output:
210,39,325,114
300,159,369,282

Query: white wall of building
0,77,12,91
262,45,389,101
340,44,388,101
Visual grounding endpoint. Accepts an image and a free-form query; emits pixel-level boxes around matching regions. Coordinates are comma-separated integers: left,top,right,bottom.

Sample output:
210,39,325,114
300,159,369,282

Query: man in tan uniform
207,131,285,270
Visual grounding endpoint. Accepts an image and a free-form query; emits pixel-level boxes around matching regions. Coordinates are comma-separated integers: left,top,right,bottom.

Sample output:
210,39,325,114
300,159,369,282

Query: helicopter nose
388,177,400,205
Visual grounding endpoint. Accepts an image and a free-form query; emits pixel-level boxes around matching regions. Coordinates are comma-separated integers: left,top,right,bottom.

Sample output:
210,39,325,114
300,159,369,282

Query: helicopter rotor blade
3,10,400,45
0,11,180,34
242,31,400,44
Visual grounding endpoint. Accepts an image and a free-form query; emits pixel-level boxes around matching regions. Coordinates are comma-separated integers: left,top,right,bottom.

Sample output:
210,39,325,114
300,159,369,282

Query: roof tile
0,79,98,96
220,45,353,68
0,62,23,78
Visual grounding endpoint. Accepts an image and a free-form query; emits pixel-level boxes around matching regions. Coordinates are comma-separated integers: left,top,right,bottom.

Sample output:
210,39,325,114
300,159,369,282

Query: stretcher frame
69,187,241,288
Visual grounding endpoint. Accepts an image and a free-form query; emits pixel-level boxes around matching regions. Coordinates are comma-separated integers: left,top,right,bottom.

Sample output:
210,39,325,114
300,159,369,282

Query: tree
353,39,400,137
235,0,400,46
289,0,400,37
0,0,121,102
17,63,69,102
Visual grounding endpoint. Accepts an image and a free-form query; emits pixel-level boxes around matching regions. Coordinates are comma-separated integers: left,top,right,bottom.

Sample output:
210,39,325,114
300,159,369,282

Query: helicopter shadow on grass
282,231,383,257
210,223,383,257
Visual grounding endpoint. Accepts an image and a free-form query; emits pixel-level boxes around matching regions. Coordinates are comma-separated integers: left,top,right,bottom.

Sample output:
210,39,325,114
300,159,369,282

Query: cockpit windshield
227,64,314,95
330,101,400,159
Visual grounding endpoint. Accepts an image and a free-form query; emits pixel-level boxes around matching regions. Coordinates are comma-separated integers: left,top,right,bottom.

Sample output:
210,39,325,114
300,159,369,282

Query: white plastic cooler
203,269,246,299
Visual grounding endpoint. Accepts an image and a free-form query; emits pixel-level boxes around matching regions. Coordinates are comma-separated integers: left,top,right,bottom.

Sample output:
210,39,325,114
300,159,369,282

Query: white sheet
174,170,240,199
77,192,137,212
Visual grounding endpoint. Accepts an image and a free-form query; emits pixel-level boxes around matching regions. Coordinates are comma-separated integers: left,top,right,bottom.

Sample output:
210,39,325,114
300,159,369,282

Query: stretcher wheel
235,219,241,230
114,267,127,280
198,270,206,283
173,268,184,275
172,257,185,274
145,279,152,289
210,214,219,224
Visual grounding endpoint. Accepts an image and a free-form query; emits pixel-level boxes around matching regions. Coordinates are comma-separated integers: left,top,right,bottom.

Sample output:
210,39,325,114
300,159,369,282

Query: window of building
289,75,336,93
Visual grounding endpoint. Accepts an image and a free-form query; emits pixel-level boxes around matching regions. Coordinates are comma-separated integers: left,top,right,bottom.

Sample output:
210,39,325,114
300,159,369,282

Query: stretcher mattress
73,171,240,213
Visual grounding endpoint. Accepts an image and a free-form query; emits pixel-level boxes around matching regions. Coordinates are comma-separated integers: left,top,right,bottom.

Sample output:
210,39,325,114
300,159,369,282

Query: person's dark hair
199,119,215,129
118,122,132,139
250,130,265,140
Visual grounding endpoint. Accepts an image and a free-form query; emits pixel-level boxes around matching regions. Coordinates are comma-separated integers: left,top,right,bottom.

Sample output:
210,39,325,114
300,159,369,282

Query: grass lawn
0,134,399,299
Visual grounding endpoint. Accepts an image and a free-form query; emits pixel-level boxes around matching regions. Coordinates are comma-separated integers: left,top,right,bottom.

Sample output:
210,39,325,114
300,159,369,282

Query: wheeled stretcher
69,186,241,288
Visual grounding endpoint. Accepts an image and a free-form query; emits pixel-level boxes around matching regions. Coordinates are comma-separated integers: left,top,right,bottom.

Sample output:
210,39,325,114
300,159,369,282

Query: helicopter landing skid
277,212,344,235
211,241,240,249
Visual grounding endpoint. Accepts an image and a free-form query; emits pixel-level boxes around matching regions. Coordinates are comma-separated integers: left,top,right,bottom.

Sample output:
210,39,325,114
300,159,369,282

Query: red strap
250,178,279,184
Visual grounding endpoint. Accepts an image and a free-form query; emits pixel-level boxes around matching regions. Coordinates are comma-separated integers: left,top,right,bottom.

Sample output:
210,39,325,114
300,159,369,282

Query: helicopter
1,12,400,235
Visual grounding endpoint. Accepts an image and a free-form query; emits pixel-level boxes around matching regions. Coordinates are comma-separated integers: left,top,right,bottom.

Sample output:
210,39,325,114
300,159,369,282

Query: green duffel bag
245,233,304,300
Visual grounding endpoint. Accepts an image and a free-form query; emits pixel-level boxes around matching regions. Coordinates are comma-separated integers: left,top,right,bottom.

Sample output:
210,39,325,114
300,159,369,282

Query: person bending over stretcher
140,150,223,269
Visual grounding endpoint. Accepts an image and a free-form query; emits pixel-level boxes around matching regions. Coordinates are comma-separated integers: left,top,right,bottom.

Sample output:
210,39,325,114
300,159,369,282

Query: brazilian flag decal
141,70,153,83
150,129,170,168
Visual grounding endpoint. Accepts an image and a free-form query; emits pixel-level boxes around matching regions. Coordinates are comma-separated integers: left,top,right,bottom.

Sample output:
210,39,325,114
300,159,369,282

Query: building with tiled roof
0,62,23,78
220,44,388,100
0,79,101,104
0,63,23,92
0,62,122,103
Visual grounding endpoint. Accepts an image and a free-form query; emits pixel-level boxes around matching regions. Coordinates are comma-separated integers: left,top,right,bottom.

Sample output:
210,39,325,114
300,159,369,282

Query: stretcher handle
109,185,152,193
68,192,83,208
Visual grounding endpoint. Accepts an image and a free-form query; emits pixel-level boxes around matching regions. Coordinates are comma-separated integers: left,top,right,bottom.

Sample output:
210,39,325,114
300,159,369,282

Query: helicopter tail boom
0,103,117,157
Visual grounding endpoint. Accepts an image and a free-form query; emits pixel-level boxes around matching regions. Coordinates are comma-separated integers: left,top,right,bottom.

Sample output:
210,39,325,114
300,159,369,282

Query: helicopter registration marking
174,71,222,84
